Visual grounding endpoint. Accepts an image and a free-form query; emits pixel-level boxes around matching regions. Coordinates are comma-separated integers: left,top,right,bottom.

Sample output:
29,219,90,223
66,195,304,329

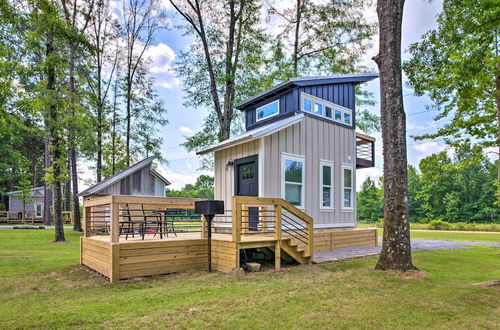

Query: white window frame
256,99,280,122
300,92,353,126
320,160,334,210
281,153,305,209
341,164,354,211
34,203,43,218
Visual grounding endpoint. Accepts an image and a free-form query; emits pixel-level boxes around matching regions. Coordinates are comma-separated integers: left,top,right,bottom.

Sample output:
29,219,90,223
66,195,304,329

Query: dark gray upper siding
238,74,380,131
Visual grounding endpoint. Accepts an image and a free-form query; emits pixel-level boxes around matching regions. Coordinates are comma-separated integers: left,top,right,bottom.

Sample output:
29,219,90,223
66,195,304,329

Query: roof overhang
197,113,305,155
235,73,379,110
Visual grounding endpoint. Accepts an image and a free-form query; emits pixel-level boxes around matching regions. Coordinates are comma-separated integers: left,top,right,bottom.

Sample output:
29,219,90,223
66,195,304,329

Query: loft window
335,109,342,121
325,106,332,119
344,113,351,125
342,166,353,209
256,99,279,121
303,98,312,112
282,154,305,208
320,161,334,209
300,92,353,126
314,102,322,116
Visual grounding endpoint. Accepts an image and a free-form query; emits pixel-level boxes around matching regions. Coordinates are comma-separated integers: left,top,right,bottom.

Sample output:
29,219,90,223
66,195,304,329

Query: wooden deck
80,195,376,282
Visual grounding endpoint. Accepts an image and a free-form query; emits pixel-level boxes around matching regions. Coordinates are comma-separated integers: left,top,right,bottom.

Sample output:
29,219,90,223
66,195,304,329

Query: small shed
5,186,45,219
79,156,170,199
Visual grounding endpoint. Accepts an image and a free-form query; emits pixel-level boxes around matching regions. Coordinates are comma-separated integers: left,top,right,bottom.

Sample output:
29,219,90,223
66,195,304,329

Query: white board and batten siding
213,115,356,227
261,116,355,226
214,140,260,210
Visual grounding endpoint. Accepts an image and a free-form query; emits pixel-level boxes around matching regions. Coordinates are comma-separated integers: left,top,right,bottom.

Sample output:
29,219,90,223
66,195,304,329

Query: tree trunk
495,64,500,202
64,156,71,211
68,45,82,231
112,78,118,175
373,0,415,271
46,33,65,242
70,147,81,231
292,0,302,76
43,137,52,225
125,80,132,167
96,50,103,182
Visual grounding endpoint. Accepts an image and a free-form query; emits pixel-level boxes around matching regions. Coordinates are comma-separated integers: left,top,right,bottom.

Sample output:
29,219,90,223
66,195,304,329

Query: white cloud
145,42,180,89
356,167,383,190
413,141,446,156
179,125,193,134
163,170,211,190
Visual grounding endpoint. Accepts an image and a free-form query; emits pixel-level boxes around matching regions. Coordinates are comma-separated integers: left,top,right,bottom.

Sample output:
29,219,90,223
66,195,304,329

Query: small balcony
356,132,375,169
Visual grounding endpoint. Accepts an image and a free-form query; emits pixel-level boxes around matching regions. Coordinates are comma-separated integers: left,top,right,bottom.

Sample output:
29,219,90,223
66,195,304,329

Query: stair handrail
232,196,314,258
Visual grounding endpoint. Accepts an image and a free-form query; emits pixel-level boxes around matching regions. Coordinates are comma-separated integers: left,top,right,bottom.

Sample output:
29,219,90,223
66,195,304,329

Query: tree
166,175,214,199
60,0,95,232
357,177,383,223
171,0,267,153
121,0,166,166
403,0,500,199
13,158,34,219
266,0,375,77
373,0,416,271
407,165,424,222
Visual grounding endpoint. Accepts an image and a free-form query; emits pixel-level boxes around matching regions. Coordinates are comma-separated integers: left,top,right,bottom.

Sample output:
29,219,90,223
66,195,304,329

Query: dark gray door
234,155,258,230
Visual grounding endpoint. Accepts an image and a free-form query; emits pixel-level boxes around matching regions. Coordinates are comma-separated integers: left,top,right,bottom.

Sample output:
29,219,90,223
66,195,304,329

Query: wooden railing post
110,197,120,243
201,215,207,238
232,197,241,242
274,203,282,241
307,221,314,259
83,206,91,237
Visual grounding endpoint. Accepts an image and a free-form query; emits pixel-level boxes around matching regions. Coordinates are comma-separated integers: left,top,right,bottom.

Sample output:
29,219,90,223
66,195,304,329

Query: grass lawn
0,229,499,329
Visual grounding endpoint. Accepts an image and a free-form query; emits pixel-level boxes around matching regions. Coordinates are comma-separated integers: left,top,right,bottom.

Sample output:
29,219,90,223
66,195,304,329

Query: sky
83,0,447,191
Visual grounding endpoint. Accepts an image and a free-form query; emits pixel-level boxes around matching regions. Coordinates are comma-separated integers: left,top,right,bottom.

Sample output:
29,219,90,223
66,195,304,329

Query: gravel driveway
314,238,500,263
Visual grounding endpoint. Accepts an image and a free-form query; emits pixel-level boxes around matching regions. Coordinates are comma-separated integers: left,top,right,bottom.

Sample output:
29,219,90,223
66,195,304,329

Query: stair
281,239,311,264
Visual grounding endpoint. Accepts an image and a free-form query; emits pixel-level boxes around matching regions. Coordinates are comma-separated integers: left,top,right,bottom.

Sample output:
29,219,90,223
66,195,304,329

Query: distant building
79,156,170,199
6,186,45,220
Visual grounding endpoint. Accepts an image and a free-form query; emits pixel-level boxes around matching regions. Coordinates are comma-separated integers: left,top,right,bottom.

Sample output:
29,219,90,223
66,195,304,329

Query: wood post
274,204,282,241
275,240,281,271
232,197,241,242
110,199,119,243
110,243,120,283
307,221,314,259
83,206,91,237
201,215,207,238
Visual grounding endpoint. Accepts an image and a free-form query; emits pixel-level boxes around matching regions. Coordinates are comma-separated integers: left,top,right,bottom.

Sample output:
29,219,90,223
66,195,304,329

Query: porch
81,195,375,282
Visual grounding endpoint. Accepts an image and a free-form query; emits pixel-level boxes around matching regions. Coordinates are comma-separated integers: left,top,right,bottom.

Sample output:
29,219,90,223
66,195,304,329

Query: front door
234,155,259,231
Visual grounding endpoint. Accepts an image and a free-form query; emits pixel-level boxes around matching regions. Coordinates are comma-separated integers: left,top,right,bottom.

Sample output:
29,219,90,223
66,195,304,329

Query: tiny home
5,186,45,221
79,156,170,199
79,75,378,282
198,74,378,252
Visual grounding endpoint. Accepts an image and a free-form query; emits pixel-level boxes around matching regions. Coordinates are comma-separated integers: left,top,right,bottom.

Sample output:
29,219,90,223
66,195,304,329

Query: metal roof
5,186,44,195
235,73,379,110
78,156,170,196
197,113,304,155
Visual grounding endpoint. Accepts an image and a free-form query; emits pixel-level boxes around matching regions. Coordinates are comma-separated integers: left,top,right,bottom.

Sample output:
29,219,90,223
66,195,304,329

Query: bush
428,220,452,230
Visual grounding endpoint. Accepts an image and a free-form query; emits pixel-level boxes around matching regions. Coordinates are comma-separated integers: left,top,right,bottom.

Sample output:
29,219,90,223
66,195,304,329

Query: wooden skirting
313,228,377,253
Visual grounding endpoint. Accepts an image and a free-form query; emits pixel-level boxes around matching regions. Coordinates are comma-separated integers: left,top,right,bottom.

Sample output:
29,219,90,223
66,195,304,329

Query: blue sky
95,0,446,190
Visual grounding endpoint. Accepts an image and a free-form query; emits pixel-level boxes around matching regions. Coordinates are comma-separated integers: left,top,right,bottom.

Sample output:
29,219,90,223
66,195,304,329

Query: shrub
428,220,452,230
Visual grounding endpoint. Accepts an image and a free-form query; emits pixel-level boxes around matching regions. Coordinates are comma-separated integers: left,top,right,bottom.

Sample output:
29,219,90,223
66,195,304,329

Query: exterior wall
8,196,44,213
214,140,260,210
244,83,356,131
261,115,356,226
98,164,165,196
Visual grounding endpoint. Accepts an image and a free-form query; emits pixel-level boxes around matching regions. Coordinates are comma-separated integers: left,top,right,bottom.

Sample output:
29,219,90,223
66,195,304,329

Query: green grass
0,229,499,329
371,228,500,243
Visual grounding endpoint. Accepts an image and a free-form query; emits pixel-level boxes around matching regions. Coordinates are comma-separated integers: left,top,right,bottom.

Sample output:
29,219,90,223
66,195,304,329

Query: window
256,100,279,121
35,203,43,218
344,112,351,125
242,166,253,179
300,92,353,126
303,98,312,112
282,154,305,208
320,161,334,209
325,106,332,119
342,166,353,209
314,102,322,116
335,109,342,121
